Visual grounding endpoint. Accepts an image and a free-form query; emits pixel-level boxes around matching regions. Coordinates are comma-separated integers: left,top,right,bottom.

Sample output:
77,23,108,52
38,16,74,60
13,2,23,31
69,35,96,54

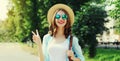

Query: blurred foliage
108,0,120,35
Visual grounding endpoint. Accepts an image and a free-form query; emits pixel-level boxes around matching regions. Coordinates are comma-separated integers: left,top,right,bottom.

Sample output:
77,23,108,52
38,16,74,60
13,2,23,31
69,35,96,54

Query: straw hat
47,4,74,26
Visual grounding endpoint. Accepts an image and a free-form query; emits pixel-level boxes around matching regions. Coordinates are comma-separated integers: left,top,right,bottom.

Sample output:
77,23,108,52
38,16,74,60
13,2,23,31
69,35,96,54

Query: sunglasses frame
55,14,68,20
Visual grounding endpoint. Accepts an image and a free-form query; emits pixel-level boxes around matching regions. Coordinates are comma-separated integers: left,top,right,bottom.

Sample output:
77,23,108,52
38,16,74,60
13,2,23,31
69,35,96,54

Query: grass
84,48,120,61
20,43,120,61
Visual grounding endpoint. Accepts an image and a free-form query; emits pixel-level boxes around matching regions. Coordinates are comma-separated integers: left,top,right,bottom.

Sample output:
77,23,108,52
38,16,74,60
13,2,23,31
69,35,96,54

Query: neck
56,27,64,36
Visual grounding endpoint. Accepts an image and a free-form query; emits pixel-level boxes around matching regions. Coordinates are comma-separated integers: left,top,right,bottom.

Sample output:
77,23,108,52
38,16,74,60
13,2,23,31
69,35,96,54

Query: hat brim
47,4,74,26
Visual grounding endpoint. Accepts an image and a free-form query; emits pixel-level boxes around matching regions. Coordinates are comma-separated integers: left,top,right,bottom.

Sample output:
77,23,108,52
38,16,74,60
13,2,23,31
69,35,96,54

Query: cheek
55,19,58,24
55,19,59,26
65,20,67,23
64,20,67,23
63,20,67,25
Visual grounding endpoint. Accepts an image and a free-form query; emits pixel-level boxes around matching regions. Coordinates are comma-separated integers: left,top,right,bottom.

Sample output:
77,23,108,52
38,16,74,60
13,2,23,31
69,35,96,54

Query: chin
57,24,65,27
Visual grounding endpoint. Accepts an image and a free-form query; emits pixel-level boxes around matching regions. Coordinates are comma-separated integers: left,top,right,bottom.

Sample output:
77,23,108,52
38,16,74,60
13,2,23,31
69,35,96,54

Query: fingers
36,29,39,36
67,50,74,57
32,31,36,35
67,50,75,60
32,29,39,35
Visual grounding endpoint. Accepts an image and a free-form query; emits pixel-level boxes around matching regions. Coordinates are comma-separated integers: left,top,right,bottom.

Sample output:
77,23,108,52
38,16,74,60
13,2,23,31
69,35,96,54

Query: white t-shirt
48,39,69,61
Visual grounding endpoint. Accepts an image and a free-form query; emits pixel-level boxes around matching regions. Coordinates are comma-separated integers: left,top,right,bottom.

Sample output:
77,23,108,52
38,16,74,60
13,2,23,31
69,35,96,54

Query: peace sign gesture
32,29,41,45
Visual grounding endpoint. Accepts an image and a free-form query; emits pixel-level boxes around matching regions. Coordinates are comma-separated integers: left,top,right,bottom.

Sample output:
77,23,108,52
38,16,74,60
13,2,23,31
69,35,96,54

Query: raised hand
32,29,44,61
32,29,41,45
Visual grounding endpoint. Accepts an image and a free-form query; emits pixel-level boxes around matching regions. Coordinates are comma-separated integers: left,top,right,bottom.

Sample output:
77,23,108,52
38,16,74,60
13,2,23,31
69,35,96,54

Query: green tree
72,3,108,57
9,0,32,42
109,0,120,34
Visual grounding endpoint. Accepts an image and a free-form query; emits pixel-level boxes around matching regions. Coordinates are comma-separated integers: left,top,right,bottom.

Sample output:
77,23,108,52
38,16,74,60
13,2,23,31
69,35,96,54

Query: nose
59,16,63,20
59,17,64,21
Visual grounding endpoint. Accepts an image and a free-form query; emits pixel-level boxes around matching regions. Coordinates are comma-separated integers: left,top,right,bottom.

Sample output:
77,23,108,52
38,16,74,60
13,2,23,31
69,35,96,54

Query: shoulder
68,35,79,43
43,34,51,39
72,36,79,46
43,34,50,42
43,34,52,43
72,36,79,42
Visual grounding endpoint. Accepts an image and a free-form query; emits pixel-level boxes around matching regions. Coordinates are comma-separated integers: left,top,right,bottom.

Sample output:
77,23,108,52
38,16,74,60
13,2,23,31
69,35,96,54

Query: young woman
32,4,85,61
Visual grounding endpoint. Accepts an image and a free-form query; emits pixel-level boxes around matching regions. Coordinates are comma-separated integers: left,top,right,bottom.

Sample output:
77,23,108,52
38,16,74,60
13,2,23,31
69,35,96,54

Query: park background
0,0,120,61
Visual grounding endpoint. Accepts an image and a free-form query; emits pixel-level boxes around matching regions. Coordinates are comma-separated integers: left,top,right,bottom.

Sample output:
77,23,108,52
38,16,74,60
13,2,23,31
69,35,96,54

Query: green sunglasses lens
62,14,67,20
55,14,60,19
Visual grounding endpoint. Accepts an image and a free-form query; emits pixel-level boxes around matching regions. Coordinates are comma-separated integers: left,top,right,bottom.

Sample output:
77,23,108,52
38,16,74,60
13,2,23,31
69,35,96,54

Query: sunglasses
55,14,68,20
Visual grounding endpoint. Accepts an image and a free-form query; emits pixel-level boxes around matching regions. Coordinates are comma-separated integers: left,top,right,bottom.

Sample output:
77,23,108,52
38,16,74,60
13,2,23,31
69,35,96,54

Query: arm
38,43,44,61
32,30,44,61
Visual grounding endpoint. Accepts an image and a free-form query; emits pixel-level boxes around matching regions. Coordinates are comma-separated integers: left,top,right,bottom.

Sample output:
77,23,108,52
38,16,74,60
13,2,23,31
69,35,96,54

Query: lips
58,20,65,24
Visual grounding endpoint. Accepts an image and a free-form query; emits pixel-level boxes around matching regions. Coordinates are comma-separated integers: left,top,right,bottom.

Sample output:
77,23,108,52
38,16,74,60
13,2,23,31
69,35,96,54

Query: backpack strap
69,35,73,50
68,35,73,61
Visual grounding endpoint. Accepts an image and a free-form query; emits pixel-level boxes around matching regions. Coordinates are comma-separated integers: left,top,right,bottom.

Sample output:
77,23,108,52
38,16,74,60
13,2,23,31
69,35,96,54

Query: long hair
48,9,72,38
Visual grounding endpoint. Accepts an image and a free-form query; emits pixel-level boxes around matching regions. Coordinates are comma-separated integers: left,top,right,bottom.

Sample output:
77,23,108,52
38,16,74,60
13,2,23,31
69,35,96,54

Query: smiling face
55,10,68,28
49,9,71,38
